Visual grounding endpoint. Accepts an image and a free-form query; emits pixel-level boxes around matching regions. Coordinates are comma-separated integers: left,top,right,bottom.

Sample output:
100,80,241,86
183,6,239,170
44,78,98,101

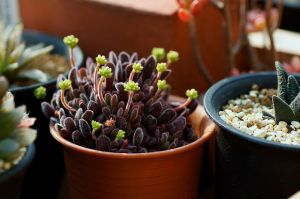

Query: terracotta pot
50,100,215,199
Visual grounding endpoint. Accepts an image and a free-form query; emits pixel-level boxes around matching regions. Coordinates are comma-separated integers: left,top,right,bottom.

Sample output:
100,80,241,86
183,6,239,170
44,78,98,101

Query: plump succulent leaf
290,93,300,119
12,128,37,147
0,106,25,139
0,138,20,159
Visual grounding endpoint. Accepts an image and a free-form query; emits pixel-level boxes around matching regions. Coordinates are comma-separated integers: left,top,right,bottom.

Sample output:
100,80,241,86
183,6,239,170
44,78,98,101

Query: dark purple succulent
41,35,199,153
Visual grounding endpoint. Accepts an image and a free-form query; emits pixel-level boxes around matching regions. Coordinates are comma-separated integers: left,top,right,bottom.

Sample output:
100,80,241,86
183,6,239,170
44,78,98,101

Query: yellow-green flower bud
156,63,167,73
132,63,143,74
186,89,198,100
96,55,107,65
99,66,112,78
63,35,78,48
124,80,140,92
167,50,179,63
59,79,72,91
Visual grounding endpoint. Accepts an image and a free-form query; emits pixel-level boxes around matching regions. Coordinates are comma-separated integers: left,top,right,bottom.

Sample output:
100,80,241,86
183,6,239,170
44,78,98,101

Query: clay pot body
50,102,215,199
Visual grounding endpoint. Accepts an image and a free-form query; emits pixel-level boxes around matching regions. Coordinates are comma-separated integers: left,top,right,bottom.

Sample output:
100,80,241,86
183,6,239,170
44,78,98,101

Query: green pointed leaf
19,44,54,67
0,138,20,159
287,75,300,104
275,62,288,102
9,43,25,63
0,106,25,139
290,92,300,119
273,95,295,123
0,76,8,99
12,128,37,147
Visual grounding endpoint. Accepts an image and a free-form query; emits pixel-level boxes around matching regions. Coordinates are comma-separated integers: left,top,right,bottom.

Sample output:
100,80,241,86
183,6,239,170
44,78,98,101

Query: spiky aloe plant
0,23,54,84
271,62,300,123
42,38,199,153
0,76,37,174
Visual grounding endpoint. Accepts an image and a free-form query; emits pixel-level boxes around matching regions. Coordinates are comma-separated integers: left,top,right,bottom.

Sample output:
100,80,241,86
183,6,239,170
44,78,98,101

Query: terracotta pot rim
49,105,215,159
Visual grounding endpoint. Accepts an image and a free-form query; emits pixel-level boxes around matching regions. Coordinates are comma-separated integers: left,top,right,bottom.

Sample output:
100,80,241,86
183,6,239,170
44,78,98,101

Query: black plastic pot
0,144,35,199
9,30,83,199
204,72,300,199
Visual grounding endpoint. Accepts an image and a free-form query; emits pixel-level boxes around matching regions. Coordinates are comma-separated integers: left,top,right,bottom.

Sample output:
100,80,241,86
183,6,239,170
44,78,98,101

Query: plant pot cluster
2,20,300,199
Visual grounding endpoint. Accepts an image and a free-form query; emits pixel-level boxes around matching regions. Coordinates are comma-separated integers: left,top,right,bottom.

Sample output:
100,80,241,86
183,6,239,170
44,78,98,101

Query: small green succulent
271,62,300,123
0,76,37,173
33,86,47,99
124,80,140,92
0,23,54,85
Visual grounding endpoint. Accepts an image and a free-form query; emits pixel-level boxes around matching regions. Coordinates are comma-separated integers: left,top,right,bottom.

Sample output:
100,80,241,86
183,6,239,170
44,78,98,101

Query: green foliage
115,130,125,141
91,120,102,130
156,63,167,73
157,80,168,91
59,79,72,91
0,76,36,163
95,55,107,65
0,23,54,84
151,47,165,62
98,66,112,78
186,89,198,100
124,80,140,92
132,63,143,73
167,50,179,63
272,62,300,123
33,86,47,99
63,35,79,48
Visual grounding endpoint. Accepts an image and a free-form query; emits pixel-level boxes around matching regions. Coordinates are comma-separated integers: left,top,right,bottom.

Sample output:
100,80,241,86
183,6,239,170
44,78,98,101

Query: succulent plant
0,23,54,85
271,62,300,123
42,37,199,153
0,76,37,174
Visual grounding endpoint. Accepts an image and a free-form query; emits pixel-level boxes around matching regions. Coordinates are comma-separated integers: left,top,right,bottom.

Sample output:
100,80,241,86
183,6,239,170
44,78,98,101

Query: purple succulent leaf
63,117,77,132
50,117,59,124
78,68,87,79
129,52,138,63
174,131,183,139
58,108,66,119
125,64,132,79
115,82,125,92
187,100,198,113
86,57,95,77
41,102,55,118
105,62,115,91
111,140,119,148
116,116,128,132
87,100,98,115
111,94,118,109
60,128,72,140
160,132,169,144
80,93,89,103
72,130,85,146
75,108,83,124
81,110,94,123
79,101,87,111
79,119,92,140
133,127,144,146
118,51,130,63
133,91,145,102
157,109,177,124
129,108,139,123
142,56,156,80
183,125,195,141
115,61,123,82
68,67,78,87
116,107,124,117
143,115,157,133
54,123,63,132
102,107,111,118
147,137,157,146
118,101,125,109
104,93,111,106
160,69,172,80
96,135,111,151
103,126,115,136
108,51,118,64
172,116,186,132
148,101,163,117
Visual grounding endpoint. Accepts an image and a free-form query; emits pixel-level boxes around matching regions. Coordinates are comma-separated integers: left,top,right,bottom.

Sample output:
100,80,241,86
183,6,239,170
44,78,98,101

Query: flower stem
97,76,106,105
129,71,135,81
124,91,133,115
60,90,76,112
69,48,75,68
94,64,100,92
174,98,191,112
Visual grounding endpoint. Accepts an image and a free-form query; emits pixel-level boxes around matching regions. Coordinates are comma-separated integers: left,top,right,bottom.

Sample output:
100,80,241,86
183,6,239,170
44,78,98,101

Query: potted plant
0,76,37,199
41,35,215,198
204,62,300,199
0,23,83,199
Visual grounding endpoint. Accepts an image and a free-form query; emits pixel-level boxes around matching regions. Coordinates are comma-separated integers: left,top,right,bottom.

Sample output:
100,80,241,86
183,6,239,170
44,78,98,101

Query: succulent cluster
271,62,300,123
42,36,199,153
0,76,37,173
0,23,55,85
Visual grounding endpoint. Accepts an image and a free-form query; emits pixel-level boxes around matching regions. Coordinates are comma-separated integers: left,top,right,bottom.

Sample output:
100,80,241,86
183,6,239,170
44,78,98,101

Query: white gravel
219,85,300,146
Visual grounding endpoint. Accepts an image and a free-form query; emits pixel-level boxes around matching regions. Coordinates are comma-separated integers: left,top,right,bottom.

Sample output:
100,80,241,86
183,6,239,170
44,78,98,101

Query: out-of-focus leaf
0,106,25,139
16,69,49,83
0,138,20,159
12,128,37,147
